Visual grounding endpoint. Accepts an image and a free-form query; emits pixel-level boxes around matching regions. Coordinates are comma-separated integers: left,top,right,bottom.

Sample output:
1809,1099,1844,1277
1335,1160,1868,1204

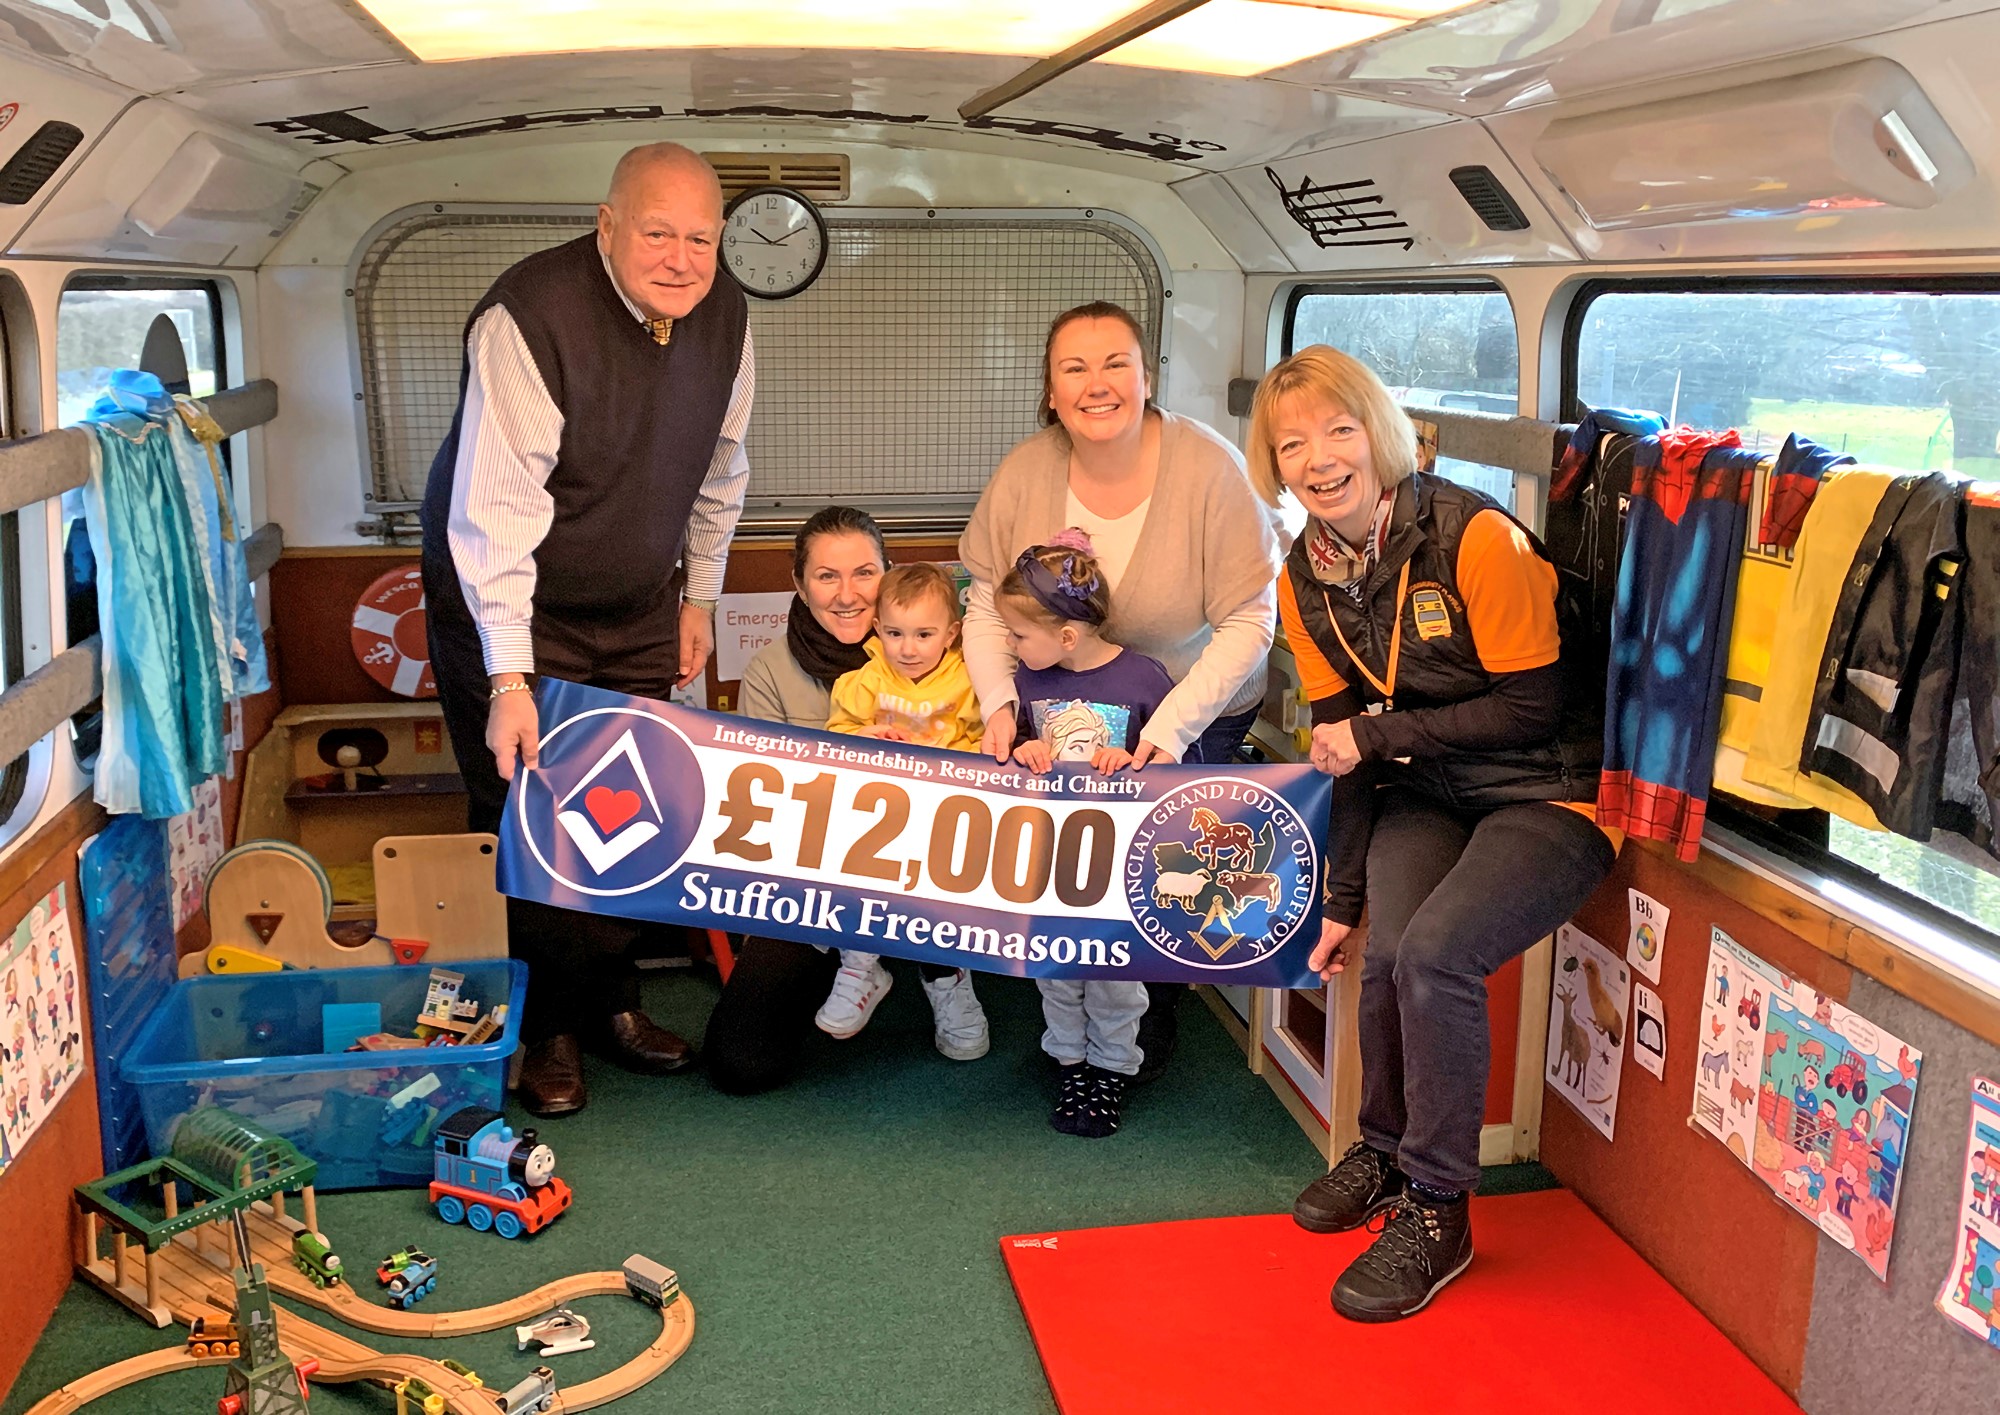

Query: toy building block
418,969,464,1024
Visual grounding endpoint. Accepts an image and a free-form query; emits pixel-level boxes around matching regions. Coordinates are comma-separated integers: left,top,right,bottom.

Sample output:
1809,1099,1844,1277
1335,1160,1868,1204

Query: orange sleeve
1457,510,1560,674
1278,572,1350,700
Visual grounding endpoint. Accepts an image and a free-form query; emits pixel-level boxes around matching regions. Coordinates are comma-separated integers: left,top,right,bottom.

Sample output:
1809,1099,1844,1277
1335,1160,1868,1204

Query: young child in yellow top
817,563,989,1058
825,562,985,750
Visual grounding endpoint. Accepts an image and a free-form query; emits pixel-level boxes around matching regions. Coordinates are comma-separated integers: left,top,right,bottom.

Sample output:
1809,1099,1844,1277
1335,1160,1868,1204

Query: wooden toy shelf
285,773,465,806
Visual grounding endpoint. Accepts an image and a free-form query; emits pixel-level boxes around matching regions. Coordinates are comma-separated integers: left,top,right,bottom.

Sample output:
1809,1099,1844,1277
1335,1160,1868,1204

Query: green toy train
291,1229,344,1288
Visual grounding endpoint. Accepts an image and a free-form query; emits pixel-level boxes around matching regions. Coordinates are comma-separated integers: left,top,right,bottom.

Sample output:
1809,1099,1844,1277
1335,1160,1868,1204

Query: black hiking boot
1330,1190,1474,1323
1293,1141,1406,1233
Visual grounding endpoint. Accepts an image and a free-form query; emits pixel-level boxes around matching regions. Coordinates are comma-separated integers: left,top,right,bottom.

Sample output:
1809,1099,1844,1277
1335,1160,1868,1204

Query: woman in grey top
707,506,886,1094
736,505,884,727
959,301,1283,1075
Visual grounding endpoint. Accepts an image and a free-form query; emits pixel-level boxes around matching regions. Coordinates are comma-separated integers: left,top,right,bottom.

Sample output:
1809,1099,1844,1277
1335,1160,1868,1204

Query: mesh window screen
352,210,1164,513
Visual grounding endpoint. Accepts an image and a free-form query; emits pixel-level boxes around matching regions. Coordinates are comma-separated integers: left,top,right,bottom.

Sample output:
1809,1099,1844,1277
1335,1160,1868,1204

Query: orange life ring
351,566,437,698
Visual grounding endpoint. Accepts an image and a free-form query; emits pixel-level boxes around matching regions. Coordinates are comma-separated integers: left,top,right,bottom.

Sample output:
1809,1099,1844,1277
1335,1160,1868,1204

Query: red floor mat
1002,1189,1802,1415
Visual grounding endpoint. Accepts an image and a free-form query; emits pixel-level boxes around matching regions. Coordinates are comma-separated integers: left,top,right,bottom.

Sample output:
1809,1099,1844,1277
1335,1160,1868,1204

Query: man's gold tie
648,317,673,346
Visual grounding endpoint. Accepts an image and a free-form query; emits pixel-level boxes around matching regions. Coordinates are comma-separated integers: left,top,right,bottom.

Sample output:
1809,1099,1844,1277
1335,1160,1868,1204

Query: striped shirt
447,255,756,675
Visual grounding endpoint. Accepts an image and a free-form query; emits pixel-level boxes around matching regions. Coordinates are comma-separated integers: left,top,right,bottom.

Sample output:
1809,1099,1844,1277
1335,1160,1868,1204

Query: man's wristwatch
684,596,718,613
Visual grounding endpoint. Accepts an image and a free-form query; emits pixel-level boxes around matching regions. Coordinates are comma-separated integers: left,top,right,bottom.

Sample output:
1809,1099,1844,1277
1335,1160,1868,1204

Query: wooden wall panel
1542,841,1856,1396
269,549,418,707
268,537,964,715
0,795,110,1404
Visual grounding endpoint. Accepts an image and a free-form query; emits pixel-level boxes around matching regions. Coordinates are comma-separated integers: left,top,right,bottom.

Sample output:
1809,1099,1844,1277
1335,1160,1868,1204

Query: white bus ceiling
0,0,1981,548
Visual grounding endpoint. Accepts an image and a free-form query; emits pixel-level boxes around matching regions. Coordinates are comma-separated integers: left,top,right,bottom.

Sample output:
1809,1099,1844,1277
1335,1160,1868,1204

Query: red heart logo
585,786,641,834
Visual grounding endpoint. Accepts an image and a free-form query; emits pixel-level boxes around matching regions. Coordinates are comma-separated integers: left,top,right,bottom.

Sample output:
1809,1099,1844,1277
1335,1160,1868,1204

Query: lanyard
1323,560,1409,709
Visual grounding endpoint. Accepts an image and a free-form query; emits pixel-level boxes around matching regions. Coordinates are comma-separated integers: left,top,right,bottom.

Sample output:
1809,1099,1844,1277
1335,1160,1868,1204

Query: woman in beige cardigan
959,301,1283,1076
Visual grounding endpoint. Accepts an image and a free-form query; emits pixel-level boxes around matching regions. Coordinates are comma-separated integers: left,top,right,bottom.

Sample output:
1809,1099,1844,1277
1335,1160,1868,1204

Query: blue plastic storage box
120,960,525,1191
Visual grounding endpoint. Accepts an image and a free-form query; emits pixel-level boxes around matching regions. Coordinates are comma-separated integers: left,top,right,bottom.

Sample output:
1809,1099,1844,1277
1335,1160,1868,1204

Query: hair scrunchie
1013,528,1107,625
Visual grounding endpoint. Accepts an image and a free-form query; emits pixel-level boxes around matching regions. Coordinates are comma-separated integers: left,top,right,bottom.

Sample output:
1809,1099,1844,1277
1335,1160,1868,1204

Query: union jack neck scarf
1306,490,1395,598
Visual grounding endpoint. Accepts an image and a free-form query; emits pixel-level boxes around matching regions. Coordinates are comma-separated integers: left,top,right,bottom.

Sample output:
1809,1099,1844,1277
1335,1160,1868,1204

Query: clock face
722,188,828,299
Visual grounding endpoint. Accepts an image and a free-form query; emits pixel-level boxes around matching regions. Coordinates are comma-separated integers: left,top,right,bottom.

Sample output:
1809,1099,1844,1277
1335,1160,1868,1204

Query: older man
422,143,753,1115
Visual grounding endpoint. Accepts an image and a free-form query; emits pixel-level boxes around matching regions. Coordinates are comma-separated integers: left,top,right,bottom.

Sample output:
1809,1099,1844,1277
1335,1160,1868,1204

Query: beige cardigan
959,411,1281,757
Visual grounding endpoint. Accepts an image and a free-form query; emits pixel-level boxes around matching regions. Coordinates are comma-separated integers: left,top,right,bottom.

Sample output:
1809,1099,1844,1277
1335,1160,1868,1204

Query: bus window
1284,283,1520,508
55,277,227,764
1568,279,2000,946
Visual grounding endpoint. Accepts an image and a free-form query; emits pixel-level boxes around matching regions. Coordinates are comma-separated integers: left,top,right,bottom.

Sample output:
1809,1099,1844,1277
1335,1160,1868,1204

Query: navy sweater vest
421,233,748,619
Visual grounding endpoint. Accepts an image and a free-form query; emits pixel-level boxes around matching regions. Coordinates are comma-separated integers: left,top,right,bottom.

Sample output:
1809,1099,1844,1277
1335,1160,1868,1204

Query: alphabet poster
1545,923,1628,1141
1936,1077,2000,1349
0,884,83,1176
1627,887,1668,985
1690,927,1920,1281
167,775,224,932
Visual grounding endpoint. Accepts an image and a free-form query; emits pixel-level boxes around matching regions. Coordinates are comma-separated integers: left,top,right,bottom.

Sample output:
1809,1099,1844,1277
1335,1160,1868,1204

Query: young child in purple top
998,529,1175,1137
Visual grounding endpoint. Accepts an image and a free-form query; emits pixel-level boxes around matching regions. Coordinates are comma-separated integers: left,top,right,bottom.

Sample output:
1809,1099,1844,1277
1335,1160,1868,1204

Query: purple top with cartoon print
1014,650,1177,758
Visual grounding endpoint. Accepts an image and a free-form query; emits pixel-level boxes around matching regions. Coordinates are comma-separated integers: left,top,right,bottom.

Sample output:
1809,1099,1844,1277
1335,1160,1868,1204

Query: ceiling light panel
350,0,1153,64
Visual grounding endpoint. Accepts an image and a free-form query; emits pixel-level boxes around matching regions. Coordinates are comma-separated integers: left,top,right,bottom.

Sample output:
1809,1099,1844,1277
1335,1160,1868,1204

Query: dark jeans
1356,787,1616,1193
706,939,958,1095
1182,704,1261,767
425,551,683,1044
706,937,841,1095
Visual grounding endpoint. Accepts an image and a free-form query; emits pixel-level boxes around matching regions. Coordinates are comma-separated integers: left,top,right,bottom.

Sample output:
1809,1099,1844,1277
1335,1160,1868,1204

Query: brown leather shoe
516,1035,587,1117
597,1010,697,1075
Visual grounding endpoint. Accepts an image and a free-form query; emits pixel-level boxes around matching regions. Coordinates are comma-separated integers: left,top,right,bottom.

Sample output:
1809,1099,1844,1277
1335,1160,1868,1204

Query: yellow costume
827,640,984,751
1714,467,1891,828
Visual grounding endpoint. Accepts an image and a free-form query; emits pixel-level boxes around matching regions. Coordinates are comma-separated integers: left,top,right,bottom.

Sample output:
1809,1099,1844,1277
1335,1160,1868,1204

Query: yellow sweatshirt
827,639,984,752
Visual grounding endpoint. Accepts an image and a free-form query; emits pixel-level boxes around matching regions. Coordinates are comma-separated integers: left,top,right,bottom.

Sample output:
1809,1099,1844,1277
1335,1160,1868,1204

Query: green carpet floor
4,970,1556,1415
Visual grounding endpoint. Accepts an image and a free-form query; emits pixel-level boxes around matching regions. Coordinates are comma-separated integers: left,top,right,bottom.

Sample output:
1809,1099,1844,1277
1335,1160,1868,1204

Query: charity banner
498,678,1333,986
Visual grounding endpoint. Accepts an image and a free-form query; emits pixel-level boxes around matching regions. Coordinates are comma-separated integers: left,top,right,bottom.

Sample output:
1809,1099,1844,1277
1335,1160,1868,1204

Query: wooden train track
55,1198,691,1414
21,1345,237,1415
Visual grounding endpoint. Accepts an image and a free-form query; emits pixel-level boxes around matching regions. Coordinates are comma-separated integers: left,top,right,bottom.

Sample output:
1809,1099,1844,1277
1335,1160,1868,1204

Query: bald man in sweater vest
422,143,755,1116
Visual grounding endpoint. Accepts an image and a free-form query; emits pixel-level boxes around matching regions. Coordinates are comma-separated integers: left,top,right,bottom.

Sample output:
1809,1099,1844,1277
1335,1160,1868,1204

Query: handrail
242,522,283,582
0,638,98,772
0,514,281,771
0,378,279,518
1402,405,1566,482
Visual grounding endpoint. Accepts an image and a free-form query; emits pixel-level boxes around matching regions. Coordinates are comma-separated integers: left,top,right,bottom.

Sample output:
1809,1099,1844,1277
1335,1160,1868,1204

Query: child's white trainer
816,957,892,1038
922,969,990,1060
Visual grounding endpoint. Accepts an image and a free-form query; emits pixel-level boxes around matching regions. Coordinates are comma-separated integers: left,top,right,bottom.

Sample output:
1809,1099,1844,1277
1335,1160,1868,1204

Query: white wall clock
722,184,829,299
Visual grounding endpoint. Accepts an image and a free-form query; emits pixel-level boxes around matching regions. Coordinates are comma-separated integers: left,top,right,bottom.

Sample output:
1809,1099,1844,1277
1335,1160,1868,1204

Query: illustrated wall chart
1691,927,1920,1281
0,884,83,1176
1936,1077,2000,1349
1545,923,1629,1140
167,775,224,932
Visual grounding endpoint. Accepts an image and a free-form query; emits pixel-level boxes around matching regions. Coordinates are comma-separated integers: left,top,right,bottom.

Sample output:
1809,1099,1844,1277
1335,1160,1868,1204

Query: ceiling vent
0,121,83,206
704,152,850,203
1448,165,1530,232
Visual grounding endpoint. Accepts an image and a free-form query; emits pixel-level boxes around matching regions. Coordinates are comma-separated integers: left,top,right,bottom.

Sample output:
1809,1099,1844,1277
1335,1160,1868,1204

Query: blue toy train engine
429,1106,571,1239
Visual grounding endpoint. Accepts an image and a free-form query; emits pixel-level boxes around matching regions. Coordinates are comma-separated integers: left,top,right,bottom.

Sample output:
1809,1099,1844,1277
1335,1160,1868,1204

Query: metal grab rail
0,378,278,519
0,379,282,770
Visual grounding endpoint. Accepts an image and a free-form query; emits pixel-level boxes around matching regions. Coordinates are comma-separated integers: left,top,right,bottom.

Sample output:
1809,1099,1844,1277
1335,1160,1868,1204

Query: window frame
1282,277,1529,517
56,273,230,765
0,279,28,825
1282,277,1521,361
1560,272,2000,956
1558,271,2000,421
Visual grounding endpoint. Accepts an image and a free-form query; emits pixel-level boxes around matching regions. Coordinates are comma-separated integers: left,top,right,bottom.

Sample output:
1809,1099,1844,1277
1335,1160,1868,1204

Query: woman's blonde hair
1245,344,1420,508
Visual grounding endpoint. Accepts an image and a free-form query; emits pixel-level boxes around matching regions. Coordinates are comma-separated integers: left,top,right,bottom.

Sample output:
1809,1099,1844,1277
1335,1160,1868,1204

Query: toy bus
623,1254,681,1308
